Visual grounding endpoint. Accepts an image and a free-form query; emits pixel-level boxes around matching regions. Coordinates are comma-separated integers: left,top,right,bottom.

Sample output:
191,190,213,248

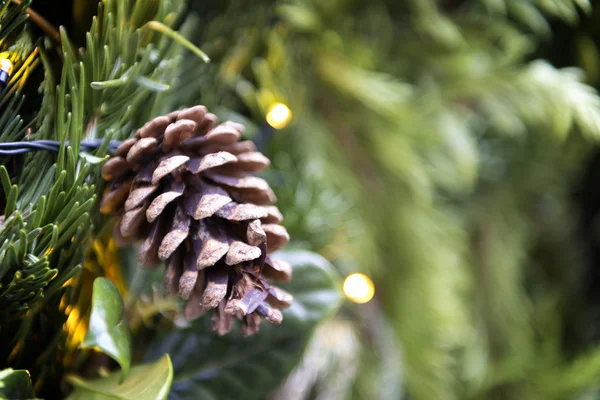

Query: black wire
0,123,276,156
0,140,122,157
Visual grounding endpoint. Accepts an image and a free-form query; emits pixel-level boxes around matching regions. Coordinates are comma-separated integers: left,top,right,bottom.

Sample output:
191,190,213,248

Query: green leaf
82,278,132,380
274,250,343,330
144,250,341,400
0,368,34,400
66,354,173,400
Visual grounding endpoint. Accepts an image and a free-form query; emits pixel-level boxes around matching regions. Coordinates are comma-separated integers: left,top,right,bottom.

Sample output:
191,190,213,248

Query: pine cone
100,106,292,336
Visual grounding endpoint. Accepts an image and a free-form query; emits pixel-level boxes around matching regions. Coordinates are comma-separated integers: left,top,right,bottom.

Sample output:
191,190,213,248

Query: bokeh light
266,102,292,129
343,273,375,304
0,56,13,75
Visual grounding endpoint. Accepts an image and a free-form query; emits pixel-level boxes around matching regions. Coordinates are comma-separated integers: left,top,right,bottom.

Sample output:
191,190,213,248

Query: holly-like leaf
66,354,173,400
82,277,132,379
144,250,342,400
0,368,34,399
274,250,342,331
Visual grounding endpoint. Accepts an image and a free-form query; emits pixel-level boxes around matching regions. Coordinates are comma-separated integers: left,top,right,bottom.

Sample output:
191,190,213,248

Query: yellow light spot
343,273,375,304
266,102,292,129
0,57,13,75
70,322,87,349
59,294,68,311
64,307,80,336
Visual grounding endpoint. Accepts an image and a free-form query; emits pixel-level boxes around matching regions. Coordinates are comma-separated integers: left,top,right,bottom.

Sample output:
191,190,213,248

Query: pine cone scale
182,185,232,220
235,152,271,172
100,179,132,214
226,288,267,316
137,218,164,267
267,287,293,310
124,184,159,211
225,241,261,265
176,105,207,123
203,266,229,308
147,183,185,223
152,155,190,184
101,156,130,180
186,151,238,175
126,137,158,163
164,252,183,294
262,206,283,224
157,206,190,260
137,115,172,138
263,257,292,282
247,220,266,246
214,202,268,221
163,120,197,151
180,244,202,299
115,138,138,157
120,205,147,238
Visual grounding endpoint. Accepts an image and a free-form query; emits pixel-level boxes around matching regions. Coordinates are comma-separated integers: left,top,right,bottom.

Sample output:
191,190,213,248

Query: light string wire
0,123,276,157
0,140,122,156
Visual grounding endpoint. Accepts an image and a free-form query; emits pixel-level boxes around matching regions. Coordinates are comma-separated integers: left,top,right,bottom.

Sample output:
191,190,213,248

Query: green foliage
179,0,600,399
12,0,600,399
144,250,341,399
0,0,188,318
66,354,173,400
479,0,590,33
0,164,92,316
0,368,34,399
2,5,341,400
77,0,192,140
82,278,132,380
0,0,208,395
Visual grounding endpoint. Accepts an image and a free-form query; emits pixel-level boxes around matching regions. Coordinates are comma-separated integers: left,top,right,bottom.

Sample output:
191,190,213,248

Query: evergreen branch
0,1,204,376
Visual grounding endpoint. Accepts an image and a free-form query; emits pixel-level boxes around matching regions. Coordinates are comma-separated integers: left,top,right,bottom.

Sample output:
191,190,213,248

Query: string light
266,102,292,129
0,56,13,95
343,273,375,304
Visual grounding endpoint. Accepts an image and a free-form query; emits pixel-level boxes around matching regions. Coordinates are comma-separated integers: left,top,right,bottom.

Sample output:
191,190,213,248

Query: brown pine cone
100,106,292,336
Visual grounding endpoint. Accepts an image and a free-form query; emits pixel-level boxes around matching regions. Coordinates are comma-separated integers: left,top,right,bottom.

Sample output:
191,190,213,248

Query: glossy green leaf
82,278,132,380
144,250,342,400
66,354,173,400
0,368,34,399
274,250,343,330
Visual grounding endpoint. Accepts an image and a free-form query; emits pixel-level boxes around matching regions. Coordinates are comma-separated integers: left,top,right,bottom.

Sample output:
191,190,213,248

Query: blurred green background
177,0,600,399
6,0,600,398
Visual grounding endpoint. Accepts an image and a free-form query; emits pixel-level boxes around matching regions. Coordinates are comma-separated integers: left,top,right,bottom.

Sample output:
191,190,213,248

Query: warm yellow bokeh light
266,102,292,129
0,57,13,75
343,273,375,304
